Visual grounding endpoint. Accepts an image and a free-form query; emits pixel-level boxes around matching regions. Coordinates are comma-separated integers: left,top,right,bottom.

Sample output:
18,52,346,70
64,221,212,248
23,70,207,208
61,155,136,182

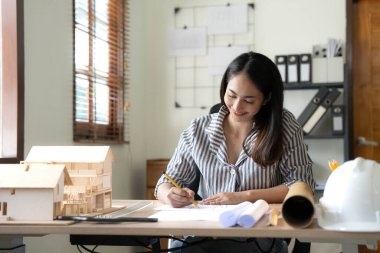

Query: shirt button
230,169,236,175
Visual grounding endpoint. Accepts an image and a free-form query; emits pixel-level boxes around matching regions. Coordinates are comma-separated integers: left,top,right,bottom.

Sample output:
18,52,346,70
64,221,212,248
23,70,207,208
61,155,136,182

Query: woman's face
224,73,266,123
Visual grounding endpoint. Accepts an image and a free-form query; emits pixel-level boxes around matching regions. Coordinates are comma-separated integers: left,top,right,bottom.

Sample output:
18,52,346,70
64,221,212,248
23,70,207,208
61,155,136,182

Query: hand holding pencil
163,171,198,207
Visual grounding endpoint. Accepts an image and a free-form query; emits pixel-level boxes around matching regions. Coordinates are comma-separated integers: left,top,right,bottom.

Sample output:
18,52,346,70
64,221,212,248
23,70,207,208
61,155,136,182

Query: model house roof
0,164,72,188
24,146,113,163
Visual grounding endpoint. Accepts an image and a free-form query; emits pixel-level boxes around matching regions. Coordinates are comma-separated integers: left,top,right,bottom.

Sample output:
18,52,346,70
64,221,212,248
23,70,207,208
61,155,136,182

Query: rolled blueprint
219,201,252,227
237,199,269,228
282,181,315,228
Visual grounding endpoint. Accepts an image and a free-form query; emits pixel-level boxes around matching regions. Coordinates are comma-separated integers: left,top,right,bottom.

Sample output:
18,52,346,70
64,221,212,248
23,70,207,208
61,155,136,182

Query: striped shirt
155,106,315,199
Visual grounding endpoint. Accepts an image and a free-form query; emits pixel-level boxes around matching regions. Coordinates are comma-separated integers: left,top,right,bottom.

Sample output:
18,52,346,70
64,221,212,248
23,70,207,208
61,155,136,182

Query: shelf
303,134,344,139
284,82,344,90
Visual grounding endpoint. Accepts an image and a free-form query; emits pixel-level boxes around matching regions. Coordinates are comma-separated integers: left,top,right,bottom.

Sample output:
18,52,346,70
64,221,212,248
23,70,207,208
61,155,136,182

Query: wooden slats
73,0,128,143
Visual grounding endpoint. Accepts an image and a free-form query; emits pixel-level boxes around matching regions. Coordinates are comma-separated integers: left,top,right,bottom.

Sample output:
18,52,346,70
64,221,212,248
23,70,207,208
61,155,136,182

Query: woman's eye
245,100,254,104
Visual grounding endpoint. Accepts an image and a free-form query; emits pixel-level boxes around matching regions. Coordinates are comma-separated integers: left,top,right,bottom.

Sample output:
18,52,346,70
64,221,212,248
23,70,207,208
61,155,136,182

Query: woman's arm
202,184,289,205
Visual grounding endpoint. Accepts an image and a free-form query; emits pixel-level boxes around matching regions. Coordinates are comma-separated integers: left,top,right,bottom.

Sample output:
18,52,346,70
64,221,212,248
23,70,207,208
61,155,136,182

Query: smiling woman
0,0,24,163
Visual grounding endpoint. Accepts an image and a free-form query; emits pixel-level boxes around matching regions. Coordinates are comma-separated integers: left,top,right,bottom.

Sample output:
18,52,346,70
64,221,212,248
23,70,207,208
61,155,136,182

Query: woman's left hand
201,192,244,205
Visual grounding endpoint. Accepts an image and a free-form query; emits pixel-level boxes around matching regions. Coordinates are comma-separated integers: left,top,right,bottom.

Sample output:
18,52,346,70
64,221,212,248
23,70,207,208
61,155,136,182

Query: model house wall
24,146,113,215
0,164,69,221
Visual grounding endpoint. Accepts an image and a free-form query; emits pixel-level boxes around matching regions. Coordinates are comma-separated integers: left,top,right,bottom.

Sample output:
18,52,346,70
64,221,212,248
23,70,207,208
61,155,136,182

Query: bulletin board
170,2,255,109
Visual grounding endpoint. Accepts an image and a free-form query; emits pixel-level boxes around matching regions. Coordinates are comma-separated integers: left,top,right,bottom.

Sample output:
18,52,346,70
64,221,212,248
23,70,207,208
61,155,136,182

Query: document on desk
150,204,236,221
150,200,270,228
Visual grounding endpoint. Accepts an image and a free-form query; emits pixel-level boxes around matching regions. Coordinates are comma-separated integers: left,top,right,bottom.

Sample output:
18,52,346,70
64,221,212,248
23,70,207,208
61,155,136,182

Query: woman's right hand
157,183,195,208
166,187,195,208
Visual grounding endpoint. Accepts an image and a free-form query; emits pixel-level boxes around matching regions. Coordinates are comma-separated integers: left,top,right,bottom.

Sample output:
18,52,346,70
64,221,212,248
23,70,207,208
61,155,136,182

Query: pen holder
312,57,344,83
312,58,327,83
282,182,315,228
327,57,344,82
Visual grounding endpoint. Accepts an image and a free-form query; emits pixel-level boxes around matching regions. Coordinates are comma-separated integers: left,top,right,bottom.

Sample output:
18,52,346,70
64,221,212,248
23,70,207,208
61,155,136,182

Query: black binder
297,87,330,127
287,55,300,83
299,54,312,83
332,105,344,135
275,55,287,83
303,88,341,134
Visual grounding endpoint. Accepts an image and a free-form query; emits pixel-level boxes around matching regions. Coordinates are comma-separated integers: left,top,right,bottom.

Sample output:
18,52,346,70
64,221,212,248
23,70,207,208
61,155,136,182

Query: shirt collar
206,105,256,165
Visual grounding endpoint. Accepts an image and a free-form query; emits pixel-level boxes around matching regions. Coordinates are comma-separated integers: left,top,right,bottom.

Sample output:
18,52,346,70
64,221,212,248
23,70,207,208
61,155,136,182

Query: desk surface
0,200,379,242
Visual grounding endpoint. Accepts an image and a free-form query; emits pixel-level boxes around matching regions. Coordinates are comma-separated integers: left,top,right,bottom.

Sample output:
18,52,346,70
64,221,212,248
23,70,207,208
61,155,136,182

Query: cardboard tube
282,182,314,228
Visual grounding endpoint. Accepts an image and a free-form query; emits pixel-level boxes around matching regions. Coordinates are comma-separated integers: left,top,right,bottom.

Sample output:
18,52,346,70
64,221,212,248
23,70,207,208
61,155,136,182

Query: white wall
23,0,148,252
22,0,345,252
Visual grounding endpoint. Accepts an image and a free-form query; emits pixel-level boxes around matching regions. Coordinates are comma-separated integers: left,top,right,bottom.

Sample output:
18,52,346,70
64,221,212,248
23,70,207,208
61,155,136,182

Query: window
0,0,24,163
73,0,128,143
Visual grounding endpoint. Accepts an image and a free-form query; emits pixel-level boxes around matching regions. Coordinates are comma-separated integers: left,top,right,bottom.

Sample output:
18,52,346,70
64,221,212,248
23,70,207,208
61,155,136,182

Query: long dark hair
220,52,284,166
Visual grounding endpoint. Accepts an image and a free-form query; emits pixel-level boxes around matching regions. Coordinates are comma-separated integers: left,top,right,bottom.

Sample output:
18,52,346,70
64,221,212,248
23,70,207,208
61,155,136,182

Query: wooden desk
0,200,379,253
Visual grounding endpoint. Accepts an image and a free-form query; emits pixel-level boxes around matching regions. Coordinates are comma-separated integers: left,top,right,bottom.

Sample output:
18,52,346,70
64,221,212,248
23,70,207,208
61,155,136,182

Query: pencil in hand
162,171,198,207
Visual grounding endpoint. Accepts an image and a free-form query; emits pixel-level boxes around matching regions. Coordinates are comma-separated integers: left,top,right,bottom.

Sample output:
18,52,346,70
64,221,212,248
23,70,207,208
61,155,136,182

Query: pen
162,171,198,207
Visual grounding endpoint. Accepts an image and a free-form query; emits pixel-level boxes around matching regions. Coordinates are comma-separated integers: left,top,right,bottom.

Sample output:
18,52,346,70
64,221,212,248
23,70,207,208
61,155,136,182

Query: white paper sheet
151,204,237,221
151,200,269,227
168,27,207,56
208,4,248,35
208,46,249,75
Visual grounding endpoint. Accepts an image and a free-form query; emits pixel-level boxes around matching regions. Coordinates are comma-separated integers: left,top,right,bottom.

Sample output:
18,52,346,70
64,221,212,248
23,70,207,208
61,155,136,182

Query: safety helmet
317,157,380,231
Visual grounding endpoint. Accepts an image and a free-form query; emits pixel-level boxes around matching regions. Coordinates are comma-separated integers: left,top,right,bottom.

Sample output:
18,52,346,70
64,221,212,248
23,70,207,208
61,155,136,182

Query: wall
23,0,147,252
22,0,345,252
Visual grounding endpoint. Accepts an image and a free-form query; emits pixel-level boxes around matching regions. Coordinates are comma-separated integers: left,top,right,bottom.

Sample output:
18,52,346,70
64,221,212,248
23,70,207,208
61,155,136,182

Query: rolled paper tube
237,199,269,228
282,181,315,228
219,201,253,227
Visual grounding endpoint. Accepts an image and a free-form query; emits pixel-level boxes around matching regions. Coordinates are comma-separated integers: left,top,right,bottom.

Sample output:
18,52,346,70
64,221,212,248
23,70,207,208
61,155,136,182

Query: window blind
73,0,129,143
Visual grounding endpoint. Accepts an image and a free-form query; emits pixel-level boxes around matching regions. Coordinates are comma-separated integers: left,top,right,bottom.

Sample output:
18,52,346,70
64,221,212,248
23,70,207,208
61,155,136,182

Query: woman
155,52,315,253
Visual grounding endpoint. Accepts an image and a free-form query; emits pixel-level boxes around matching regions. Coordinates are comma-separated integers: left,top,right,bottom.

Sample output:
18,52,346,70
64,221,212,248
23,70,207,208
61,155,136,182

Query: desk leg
0,236,25,253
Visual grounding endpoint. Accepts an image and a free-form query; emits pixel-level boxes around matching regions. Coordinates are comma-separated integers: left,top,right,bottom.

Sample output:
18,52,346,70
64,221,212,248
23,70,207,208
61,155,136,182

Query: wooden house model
0,164,71,221
24,146,113,216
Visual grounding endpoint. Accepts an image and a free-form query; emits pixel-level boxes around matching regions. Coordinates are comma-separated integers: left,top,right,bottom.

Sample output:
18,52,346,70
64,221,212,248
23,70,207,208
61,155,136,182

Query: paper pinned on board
168,27,207,57
208,3,248,35
208,46,249,75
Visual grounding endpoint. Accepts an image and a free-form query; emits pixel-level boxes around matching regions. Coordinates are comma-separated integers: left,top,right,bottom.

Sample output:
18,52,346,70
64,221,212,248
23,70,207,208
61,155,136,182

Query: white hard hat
317,157,380,231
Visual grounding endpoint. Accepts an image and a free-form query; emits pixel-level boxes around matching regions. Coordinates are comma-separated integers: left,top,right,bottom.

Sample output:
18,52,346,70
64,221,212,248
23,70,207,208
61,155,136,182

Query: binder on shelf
303,88,341,135
275,55,287,83
297,86,330,127
332,105,344,135
287,55,299,83
299,54,312,83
